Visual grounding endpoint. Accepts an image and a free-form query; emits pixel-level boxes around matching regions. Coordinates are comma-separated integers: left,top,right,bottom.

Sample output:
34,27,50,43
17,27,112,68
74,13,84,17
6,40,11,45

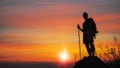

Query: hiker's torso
83,19,96,36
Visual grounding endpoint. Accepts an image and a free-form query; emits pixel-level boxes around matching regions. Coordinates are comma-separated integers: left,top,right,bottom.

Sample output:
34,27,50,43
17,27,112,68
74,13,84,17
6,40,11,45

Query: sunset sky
0,0,120,62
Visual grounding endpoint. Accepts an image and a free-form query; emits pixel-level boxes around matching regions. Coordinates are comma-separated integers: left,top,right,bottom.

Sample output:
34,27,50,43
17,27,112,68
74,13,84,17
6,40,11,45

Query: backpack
88,18,98,38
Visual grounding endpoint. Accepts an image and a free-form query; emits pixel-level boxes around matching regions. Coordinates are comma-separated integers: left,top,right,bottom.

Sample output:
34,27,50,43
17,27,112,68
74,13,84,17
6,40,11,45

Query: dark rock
73,56,109,68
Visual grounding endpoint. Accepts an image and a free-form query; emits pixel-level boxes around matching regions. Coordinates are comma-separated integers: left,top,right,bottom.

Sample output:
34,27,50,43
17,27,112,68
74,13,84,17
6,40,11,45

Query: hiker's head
83,12,88,20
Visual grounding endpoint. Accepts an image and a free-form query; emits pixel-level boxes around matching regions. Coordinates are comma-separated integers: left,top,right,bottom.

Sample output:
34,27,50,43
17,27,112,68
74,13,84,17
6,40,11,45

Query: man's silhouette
77,12,98,56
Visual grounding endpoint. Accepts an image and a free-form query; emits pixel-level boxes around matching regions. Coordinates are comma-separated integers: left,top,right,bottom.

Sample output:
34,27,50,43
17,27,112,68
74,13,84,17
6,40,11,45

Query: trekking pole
78,28,81,60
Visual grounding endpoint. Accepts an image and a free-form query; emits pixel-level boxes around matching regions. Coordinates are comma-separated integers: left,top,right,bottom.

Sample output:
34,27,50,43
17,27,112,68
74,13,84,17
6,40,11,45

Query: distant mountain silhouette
73,56,109,68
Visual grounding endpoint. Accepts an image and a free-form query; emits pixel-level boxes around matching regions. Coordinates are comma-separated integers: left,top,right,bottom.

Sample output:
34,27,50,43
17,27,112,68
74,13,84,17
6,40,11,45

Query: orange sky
0,0,120,62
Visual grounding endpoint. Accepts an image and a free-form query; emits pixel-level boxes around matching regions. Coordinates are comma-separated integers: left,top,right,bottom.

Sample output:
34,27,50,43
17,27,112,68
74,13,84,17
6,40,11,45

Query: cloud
0,55,13,59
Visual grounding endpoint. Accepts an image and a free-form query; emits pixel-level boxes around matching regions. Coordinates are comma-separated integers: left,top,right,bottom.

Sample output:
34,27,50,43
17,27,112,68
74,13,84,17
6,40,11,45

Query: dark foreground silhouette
107,59,120,68
73,56,109,68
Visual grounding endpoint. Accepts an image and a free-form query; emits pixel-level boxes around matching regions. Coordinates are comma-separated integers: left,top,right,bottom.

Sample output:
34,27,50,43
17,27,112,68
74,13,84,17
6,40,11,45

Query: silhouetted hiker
77,12,98,56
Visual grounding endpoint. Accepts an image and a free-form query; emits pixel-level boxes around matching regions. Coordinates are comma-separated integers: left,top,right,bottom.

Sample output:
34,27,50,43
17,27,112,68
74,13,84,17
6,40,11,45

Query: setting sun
59,51,69,62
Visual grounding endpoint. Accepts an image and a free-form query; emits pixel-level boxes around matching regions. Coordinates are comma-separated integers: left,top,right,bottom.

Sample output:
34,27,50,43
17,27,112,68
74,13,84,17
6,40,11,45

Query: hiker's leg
90,42,95,56
85,43,91,56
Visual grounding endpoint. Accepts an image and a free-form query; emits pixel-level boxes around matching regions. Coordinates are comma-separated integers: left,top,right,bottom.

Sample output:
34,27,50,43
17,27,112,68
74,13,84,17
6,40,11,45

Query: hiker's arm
77,24,83,32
